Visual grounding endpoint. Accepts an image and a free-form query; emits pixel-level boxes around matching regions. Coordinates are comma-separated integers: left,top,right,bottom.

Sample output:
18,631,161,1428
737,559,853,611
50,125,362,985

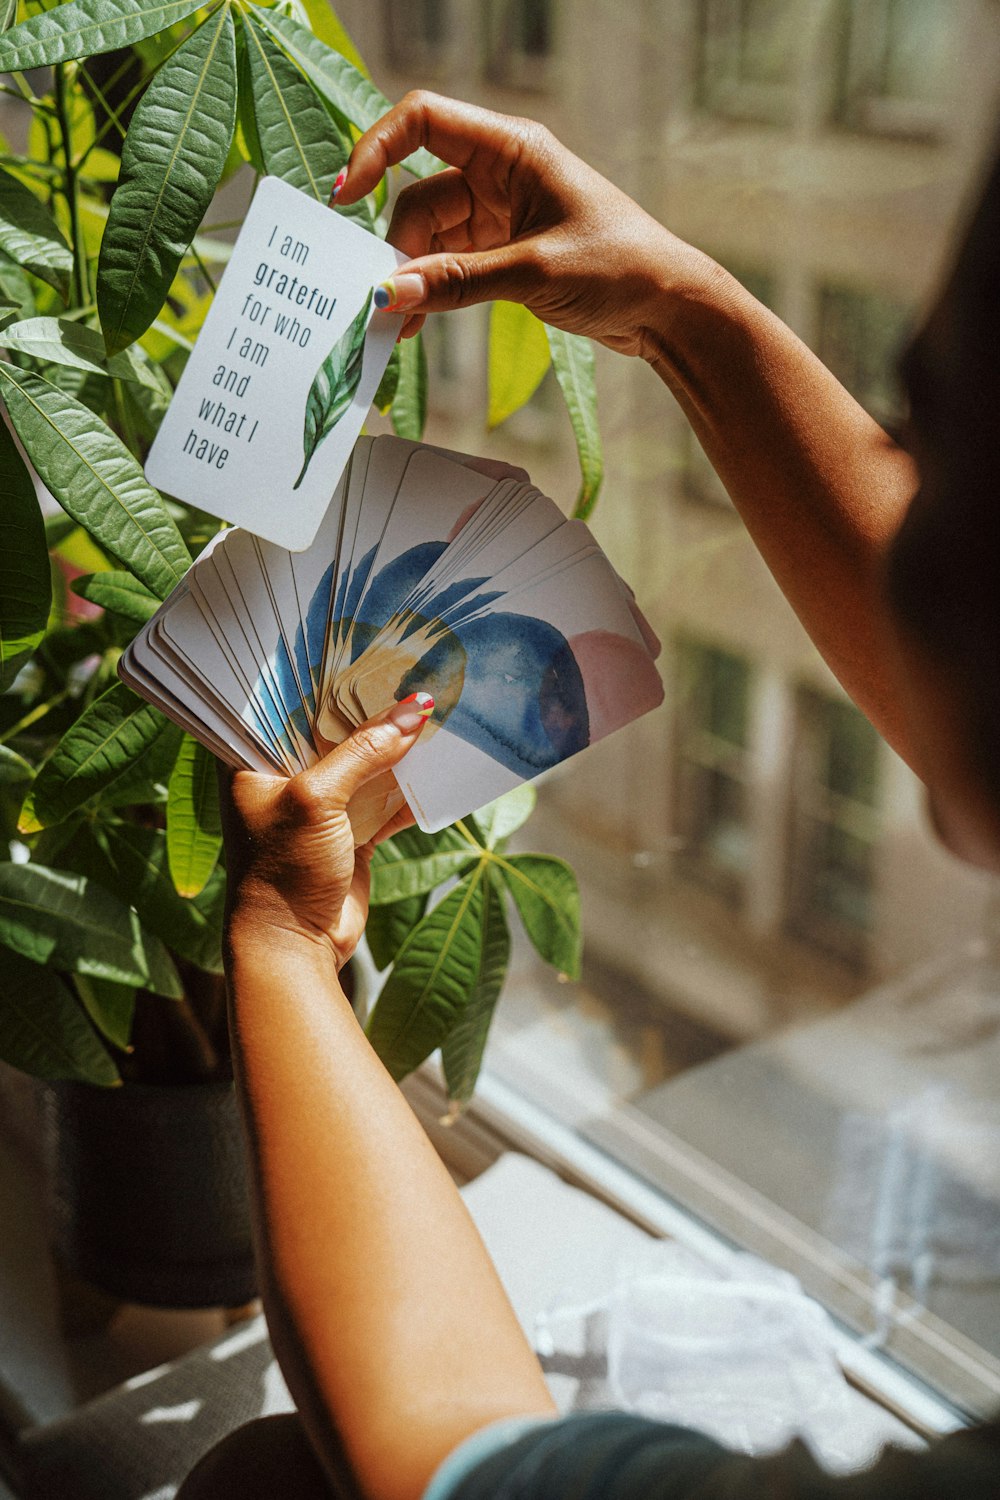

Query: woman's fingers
375,239,545,317
335,91,521,205
296,693,435,812
388,169,510,262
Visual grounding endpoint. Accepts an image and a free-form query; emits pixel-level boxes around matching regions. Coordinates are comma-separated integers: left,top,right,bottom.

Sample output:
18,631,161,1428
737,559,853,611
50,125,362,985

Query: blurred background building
342,0,1000,1064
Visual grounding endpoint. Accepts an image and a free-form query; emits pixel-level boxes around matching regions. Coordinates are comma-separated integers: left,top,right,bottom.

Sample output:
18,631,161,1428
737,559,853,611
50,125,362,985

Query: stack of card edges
121,435,663,836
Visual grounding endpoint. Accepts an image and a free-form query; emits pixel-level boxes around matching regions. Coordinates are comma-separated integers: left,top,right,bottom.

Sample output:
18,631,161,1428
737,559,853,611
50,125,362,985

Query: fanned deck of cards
121,434,664,839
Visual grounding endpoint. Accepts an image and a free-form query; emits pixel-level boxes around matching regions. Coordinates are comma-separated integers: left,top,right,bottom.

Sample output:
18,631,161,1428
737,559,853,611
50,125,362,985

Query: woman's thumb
303,692,435,810
374,243,538,316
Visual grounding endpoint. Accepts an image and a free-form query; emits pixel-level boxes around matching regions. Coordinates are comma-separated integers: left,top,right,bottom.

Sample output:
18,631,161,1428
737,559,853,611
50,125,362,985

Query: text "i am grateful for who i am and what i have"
182,226,338,470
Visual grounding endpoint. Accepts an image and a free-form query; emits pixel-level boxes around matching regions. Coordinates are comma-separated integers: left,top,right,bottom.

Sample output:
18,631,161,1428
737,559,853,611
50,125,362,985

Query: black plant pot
41,1077,257,1310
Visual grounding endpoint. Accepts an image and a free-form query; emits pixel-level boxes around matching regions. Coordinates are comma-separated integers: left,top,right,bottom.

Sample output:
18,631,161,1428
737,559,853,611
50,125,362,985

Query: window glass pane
699,0,798,122
484,0,554,86
835,0,952,135
343,0,1000,1418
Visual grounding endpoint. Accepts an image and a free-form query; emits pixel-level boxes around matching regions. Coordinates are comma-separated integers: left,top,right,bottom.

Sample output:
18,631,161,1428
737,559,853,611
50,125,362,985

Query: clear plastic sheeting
534,1241,907,1472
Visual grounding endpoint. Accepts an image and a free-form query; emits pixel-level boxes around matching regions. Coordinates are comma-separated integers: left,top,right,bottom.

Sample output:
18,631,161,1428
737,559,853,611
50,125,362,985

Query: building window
483,0,554,89
672,638,753,902
786,688,880,968
697,0,799,125
383,0,449,72
833,0,952,139
815,282,911,429
684,263,776,505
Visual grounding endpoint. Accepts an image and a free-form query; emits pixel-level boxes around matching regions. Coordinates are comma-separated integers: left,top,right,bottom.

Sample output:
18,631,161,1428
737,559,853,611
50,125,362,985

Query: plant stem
53,62,89,306
0,686,73,745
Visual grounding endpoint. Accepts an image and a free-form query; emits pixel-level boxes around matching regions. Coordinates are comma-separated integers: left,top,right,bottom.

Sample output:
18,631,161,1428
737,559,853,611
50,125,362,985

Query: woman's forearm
643,252,920,767
224,913,555,1500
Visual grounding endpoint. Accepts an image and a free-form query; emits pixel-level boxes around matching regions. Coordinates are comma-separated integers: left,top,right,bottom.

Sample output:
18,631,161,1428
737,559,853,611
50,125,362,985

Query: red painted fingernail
388,692,435,732
331,167,347,200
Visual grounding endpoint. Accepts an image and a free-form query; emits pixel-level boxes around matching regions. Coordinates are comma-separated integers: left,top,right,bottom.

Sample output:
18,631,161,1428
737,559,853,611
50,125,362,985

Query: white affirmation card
146,177,404,551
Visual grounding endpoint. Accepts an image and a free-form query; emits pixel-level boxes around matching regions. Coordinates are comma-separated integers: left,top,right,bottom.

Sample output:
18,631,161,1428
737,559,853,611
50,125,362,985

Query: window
383,0,449,71
697,0,799,125
483,0,554,89
672,638,753,902
786,688,881,968
376,0,1000,1423
834,0,952,139
816,282,912,428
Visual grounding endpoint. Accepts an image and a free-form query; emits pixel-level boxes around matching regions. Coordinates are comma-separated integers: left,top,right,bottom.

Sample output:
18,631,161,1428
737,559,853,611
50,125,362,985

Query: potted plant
0,1,595,1308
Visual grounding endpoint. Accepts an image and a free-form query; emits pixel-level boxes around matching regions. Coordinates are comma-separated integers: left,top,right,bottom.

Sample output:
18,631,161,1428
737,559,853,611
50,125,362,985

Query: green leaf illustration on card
294,288,372,490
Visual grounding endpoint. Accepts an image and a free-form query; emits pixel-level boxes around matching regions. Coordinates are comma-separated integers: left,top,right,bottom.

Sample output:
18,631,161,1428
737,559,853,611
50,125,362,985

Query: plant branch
53,62,89,305
0,687,73,746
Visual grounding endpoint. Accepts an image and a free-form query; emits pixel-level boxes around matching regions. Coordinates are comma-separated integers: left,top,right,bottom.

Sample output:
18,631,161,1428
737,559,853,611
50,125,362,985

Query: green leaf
85,717,183,812
0,167,72,298
0,1,17,32
488,302,551,428
365,892,426,971
76,973,135,1052
473,784,537,849
166,733,221,898
0,0,206,71
97,3,238,355
373,342,400,413
365,868,486,1081
0,745,32,786
545,326,604,518
497,852,581,979
252,8,444,178
70,570,159,625
390,330,427,442
0,251,35,320
0,414,49,689
441,871,510,1112
0,861,182,997
0,316,170,390
294,287,372,489
244,14,344,200
21,681,171,832
369,825,478,905
0,945,118,1085
0,365,190,598
94,822,225,972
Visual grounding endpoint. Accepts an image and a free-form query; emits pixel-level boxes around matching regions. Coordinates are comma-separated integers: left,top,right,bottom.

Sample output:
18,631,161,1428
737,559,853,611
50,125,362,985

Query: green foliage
0,0,593,1098
166,733,222,898
244,13,345,200
545,326,604,517
488,302,551,429
0,366,190,597
0,860,181,996
365,801,581,1100
0,167,73,297
71,571,159,625
0,0,206,71
21,681,173,832
390,330,427,441
97,4,237,354
0,945,119,1084
0,415,50,688
440,871,510,1112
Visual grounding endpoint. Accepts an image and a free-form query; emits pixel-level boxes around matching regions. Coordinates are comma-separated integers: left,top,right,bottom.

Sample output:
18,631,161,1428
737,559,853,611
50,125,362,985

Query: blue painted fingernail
373,283,393,310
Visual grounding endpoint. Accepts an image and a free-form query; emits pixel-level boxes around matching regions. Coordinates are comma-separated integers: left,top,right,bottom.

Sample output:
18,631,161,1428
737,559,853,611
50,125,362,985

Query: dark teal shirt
422,1410,1000,1499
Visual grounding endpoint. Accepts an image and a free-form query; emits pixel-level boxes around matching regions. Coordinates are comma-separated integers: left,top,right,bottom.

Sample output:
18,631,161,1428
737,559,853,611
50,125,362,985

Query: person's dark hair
886,126,1000,808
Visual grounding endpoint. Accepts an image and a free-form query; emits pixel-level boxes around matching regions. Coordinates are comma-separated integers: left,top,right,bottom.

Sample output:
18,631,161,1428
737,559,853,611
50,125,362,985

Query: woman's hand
219,694,434,971
335,91,712,358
